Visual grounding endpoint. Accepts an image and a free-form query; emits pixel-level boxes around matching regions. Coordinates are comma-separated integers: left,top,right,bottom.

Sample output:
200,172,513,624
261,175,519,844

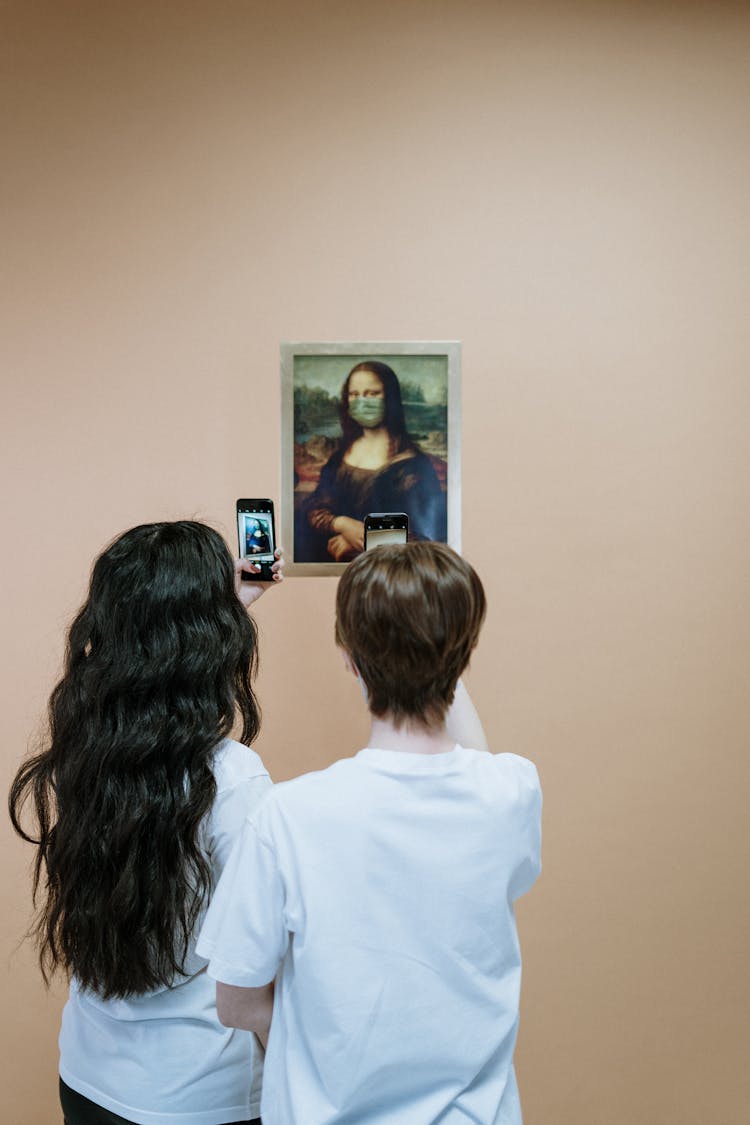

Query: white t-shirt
59,739,271,1125
197,745,542,1125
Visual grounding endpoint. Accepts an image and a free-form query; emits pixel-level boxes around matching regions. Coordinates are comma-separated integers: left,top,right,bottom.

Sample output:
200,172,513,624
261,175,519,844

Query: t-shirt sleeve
196,814,288,987
506,756,543,902
208,772,273,877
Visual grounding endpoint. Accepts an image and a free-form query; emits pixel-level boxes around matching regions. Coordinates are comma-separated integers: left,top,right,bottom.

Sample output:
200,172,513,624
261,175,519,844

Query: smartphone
236,499,276,581
364,512,409,550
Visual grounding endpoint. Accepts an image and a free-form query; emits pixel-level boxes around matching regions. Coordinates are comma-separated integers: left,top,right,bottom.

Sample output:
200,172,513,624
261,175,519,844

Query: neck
367,714,455,756
359,425,388,443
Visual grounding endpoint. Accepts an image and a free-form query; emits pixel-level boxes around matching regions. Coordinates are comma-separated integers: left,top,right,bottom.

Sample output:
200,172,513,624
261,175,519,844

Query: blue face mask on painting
349,397,385,428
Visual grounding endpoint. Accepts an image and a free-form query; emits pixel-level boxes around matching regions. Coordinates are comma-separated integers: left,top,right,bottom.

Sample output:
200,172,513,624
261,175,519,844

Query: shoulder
412,449,442,481
491,751,540,786
205,741,272,855
211,738,270,794
321,447,346,473
460,748,541,802
253,757,359,825
382,449,438,482
280,756,358,801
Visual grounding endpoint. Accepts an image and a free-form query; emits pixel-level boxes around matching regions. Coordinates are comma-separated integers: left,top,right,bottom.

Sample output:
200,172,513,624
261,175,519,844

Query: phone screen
364,513,409,551
365,527,408,550
236,500,276,577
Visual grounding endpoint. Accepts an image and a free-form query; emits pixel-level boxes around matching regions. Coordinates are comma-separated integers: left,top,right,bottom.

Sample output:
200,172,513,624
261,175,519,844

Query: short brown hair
335,541,486,728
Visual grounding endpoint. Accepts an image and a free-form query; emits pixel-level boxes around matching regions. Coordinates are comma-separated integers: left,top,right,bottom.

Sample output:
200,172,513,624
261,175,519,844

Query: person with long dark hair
8,520,283,1125
301,360,446,562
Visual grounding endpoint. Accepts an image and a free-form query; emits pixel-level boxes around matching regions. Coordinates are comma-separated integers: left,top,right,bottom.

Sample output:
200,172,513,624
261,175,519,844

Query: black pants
60,1078,261,1125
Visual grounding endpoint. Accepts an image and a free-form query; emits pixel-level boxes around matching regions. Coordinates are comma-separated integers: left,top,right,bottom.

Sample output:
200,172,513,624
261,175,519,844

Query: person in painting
301,361,447,562
245,517,272,556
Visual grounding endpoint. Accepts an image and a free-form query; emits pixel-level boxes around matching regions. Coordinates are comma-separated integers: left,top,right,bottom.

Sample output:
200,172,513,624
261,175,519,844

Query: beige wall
2,1,749,1121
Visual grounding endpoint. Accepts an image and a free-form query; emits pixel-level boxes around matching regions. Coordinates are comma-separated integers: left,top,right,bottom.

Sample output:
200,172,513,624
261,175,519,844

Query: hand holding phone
236,499,277,581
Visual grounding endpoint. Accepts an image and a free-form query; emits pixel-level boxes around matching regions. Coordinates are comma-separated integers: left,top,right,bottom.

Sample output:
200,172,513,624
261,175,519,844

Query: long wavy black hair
8,521,260,999
339,361,419,459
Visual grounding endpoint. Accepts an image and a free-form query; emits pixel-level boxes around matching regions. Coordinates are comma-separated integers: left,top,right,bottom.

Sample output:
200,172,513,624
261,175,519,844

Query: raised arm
445,679,489,752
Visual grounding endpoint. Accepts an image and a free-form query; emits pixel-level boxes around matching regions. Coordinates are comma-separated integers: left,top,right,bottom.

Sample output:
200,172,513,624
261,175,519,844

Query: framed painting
281,341,461,576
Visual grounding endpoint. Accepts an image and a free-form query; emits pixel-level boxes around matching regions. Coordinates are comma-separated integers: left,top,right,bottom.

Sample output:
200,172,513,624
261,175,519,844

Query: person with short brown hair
335,540,487,728
198,541,542,1125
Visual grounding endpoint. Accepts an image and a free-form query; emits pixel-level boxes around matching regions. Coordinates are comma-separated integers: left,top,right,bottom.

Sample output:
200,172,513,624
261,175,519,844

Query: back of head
72,520,260,756
83,520,256,693
335,541,486,728
9,520,260,998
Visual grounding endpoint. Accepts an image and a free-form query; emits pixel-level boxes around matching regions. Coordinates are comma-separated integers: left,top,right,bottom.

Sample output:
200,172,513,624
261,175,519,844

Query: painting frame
281,340,461,576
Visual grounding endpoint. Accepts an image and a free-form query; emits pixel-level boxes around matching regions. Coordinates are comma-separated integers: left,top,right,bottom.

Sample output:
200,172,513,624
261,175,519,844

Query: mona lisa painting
281,341,461,575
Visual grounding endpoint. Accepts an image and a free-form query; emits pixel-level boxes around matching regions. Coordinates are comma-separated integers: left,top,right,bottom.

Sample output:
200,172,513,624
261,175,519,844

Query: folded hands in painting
327,516,364,561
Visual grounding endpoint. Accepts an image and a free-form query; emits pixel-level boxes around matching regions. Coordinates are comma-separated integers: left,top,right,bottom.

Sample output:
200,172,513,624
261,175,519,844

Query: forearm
445,679,489,751
216,981,274,1046
330,515,365,549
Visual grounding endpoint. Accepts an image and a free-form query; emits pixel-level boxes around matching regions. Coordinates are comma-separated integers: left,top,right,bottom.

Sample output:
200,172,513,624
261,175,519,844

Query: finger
236,557,261,574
